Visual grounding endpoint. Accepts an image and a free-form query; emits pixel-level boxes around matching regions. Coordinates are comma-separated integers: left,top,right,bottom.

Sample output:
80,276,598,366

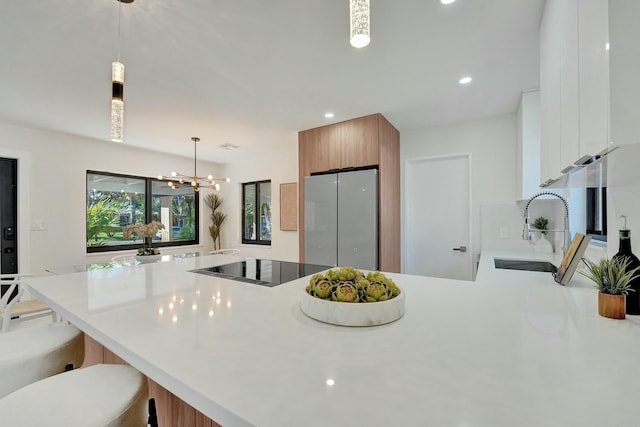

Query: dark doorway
0,157,18,299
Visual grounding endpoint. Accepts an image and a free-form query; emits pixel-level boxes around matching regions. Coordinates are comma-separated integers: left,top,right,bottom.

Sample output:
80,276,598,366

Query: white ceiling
0,0,545,164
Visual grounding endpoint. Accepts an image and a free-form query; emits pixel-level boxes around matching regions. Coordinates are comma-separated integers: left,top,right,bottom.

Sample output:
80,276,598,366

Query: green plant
579,257,640,295
204,194,227,250
531,216,549,235
86,198,121,245
178,223,195,240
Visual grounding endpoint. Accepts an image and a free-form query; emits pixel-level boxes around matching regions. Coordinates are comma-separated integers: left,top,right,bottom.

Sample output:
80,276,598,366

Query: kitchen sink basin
494,258,557,273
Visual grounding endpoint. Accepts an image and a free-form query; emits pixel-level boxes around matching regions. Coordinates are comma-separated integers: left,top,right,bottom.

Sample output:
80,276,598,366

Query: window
586,187,607,242
86,171,199,253
242,180,271,245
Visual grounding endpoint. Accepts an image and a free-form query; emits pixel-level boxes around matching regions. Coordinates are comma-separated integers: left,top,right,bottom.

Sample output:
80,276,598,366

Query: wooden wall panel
378,115,401,272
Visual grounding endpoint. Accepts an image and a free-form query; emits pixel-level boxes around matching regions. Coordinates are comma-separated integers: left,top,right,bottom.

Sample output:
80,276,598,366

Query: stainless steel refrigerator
304,169,378,270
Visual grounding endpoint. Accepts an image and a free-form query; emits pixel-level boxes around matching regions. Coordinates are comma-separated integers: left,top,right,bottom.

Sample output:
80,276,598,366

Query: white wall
0,120,228,275
401,113,517,274
217,139,299,262
516,90,542,199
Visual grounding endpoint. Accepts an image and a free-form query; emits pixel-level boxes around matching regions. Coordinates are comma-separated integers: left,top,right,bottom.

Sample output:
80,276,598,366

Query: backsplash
481,200,567,253
607,144,640,258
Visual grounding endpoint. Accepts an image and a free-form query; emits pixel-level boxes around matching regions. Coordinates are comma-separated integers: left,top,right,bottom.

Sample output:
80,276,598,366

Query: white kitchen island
25,252,640,427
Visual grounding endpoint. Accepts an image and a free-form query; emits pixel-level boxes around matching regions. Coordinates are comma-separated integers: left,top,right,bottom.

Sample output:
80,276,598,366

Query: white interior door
404,154,472,280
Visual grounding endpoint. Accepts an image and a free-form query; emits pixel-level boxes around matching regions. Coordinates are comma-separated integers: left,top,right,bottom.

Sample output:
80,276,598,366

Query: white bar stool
0,322,84,399
0,364,149,426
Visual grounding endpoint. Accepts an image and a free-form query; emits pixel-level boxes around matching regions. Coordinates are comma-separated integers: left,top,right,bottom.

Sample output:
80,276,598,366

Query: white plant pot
534,235,554,253
135,254,161,264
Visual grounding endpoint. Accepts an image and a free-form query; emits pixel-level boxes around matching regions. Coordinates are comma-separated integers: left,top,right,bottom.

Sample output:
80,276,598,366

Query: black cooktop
190,259,330,287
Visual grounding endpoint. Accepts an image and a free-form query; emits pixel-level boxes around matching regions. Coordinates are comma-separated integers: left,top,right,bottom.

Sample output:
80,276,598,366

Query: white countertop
25,252,640,427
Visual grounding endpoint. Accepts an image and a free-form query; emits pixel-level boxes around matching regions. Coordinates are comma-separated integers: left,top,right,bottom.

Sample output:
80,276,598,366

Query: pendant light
349,0,370,48
158,137,230,192
110,0,133,142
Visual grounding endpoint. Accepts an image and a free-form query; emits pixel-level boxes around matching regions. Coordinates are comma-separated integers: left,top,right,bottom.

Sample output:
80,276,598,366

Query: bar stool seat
0,322,84,399
0,364,149,426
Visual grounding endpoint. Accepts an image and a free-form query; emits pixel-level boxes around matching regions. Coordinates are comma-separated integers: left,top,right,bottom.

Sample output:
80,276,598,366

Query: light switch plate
499,227,508,239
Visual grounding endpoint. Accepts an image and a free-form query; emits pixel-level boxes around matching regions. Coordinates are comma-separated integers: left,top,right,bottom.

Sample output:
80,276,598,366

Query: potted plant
531,216,553,253
122,221,165,263
204,194,227,251
531,216,549,236
579,257,640,319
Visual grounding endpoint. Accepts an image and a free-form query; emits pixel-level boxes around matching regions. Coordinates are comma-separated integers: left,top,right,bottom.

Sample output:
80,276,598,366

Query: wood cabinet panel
299,126,340,174
339,115,378,168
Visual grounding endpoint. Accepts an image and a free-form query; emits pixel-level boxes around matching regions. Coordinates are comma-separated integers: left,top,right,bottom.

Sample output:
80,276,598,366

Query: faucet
522,191,570,256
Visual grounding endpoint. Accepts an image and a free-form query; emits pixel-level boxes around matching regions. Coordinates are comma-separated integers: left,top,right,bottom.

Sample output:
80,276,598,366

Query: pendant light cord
116,0,122,62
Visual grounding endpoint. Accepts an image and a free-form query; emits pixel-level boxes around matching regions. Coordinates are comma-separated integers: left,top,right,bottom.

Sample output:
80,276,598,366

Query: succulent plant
306,266,400,303
579,257,640,295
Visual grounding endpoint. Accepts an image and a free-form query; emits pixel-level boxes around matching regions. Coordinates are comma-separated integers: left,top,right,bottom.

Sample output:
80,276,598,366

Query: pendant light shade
110,0,132,142
110,62,124,142
349,0,370,48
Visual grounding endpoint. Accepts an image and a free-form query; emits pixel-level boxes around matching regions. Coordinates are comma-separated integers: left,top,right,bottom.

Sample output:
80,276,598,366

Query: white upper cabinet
579,0,610,155
609,0,640,145
540,0,610,184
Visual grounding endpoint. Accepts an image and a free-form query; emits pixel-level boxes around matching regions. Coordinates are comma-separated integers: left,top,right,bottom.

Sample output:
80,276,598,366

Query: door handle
452,246,467,252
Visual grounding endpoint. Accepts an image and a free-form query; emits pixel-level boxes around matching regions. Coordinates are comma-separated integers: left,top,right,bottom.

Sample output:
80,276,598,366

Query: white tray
300,288,405,327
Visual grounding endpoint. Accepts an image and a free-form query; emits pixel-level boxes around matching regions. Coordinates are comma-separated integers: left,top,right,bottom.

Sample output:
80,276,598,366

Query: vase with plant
204,194,227,251
579,257,640,319
122,221,165,262
532,216,549,236
531,216,553,253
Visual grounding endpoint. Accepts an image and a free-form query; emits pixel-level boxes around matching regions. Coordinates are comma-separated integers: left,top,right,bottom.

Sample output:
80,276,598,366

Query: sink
494,258,557,273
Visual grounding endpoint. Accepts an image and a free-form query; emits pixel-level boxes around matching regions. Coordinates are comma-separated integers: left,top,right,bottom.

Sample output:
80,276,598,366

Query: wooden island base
83,335,221,427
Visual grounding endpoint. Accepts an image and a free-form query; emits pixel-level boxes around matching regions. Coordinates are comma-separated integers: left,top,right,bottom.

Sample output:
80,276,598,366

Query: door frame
0,148,31,274
402,152,473,279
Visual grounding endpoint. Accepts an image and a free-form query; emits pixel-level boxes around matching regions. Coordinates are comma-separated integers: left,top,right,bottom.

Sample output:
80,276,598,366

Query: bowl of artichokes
301,266,405,326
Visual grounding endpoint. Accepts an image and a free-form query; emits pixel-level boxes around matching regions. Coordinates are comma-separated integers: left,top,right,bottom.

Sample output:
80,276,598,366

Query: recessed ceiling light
459,76,472,85
324,112,335,118
219,143,240,150
440,0,456,5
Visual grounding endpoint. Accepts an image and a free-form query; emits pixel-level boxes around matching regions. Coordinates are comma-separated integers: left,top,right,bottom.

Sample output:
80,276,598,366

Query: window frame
242,180,272,246
586,186,607,242
86,170,200,253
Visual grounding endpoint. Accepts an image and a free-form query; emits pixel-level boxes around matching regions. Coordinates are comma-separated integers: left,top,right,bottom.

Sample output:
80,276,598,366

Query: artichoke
307,267,400,303
366,281,391,302
333,282,358,302
312,279,333,299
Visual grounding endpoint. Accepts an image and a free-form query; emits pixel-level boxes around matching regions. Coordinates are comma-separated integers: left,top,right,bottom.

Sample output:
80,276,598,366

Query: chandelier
349,0,370,48
158,137,230,192
110,0,133,142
